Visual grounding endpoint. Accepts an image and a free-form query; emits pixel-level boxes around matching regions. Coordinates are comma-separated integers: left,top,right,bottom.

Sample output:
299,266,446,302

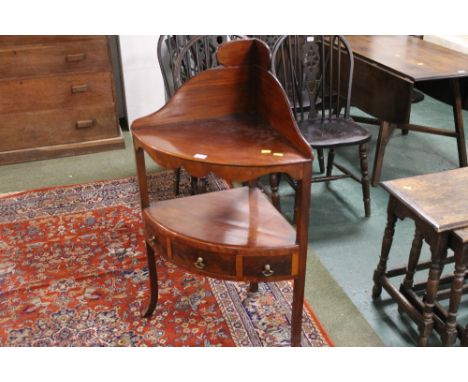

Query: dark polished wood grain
145,187,297,250
351,56,413,125
134,116,309,169
346,35,468,81
132,39,313,346
346,35,468,186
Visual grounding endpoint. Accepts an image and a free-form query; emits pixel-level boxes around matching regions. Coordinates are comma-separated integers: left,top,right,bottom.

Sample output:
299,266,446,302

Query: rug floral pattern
0,171,331,346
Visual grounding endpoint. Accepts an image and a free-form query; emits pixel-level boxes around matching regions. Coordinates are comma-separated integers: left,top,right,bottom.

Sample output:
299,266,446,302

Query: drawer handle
75,119,94,129
66,53,86,63
261,264,275,277
71,84,88,94
194,257,206,270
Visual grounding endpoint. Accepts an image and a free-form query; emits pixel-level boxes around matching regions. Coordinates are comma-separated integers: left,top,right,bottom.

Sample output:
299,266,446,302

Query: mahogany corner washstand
131,39,314,346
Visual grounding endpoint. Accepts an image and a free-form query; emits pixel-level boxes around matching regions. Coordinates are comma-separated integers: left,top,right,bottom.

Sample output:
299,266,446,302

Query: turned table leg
371,121,395,187
418,235,446,347
452,78,468,168
398,228,424,315
402,228,424,290
443,240,467,346
373,197,398,299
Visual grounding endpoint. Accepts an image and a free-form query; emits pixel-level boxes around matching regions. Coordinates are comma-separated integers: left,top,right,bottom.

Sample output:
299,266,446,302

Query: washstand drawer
0,38,111,79
0,72,115,115
0,106,118,151
171,241,237,278
146,230,167,254
243,254,293,279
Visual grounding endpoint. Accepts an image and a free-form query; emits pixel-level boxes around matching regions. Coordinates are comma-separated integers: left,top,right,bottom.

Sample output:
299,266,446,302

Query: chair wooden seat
298,117,372,148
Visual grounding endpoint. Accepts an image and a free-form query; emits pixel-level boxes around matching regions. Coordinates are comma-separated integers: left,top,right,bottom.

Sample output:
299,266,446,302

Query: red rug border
303,299,335,347
0,174,151,200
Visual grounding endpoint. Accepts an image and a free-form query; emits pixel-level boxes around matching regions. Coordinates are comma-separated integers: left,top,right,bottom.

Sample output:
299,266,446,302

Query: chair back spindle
272,35,355,123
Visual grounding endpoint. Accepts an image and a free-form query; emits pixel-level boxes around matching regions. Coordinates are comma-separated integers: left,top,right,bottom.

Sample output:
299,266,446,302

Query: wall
118,35,166,126
424,35,468,55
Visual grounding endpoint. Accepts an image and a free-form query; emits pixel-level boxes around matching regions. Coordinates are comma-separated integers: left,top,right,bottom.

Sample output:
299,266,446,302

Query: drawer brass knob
194,257,206,270
261,264,275,277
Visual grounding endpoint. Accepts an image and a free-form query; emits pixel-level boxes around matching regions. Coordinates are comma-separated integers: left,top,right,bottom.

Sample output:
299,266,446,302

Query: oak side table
373,167,468,346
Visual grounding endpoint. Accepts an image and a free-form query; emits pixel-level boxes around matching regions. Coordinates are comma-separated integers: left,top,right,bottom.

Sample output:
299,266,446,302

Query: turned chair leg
326,149,335,177
174,168,181,195
373,198,397,299
269,173,282,212
359,144,371,217
317,148,325,174
143,240,159,318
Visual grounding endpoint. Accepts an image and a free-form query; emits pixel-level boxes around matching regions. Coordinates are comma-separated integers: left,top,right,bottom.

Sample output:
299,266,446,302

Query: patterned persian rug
0,171,332,347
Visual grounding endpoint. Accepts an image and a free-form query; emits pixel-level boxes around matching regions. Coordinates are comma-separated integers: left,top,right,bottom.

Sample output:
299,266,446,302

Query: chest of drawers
0,35,125,164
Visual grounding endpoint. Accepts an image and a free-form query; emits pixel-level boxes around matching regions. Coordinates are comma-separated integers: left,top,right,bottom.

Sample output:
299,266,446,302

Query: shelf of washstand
143,187,300,281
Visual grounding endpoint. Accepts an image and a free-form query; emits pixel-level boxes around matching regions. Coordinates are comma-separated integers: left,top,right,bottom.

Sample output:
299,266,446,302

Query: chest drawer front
0,39,111,79
0,106,118,151
0,72,114,114
0,36,105,48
